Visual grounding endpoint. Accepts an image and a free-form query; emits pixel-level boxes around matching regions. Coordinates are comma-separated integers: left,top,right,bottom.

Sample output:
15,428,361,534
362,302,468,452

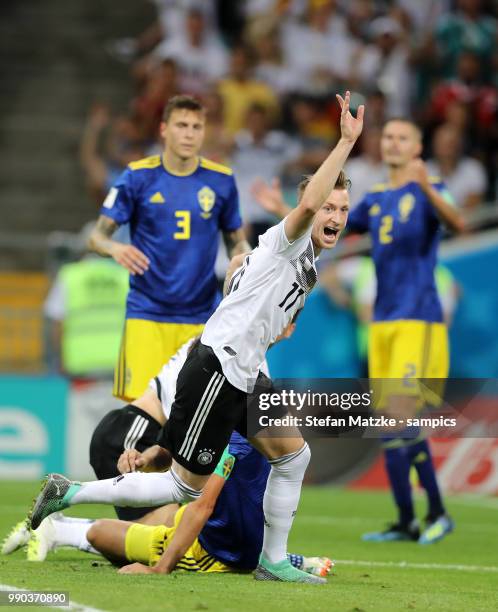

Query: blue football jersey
100,155,242,323
198,432,270,570
348,179,453,323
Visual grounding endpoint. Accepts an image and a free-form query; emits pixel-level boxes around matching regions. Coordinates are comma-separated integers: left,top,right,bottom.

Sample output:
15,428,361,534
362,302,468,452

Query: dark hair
162,95,205,122
297,170,351,202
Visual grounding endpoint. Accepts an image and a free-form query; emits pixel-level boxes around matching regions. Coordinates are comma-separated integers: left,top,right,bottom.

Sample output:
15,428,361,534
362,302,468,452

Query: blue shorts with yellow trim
368,320,449,408
124,505,230,573
114,319,204,402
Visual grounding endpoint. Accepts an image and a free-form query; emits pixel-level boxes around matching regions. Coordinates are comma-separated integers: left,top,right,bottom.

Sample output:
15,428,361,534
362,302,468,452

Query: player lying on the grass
28,92,363,584
3,432,331,578
90,431,332,577
1,316,294,561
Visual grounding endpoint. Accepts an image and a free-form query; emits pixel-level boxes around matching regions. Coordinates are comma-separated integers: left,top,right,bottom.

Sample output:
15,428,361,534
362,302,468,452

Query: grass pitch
1,481,497,611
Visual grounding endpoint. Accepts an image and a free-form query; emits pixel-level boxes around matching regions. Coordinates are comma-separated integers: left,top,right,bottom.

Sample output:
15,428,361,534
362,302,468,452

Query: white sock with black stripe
69,469,202,507
261,443,311,564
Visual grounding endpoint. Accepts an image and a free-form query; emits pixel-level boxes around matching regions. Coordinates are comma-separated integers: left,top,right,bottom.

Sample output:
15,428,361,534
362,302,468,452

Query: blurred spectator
107,1,218,63
444,99,470,135
131,59,179,139
396,0,450,34
217,46,279,135
154,0,218,40
44,226,129,378
152,9,228,95
281,0,357,94
353,16,412,117
343,0,376,41
80,105,145,204
283,97,333,183
200,90,234,163
231,104,302,244
428,50,497,132
251,26,299,95
435,0,497,79
345,127,386,206
362,89,388,129
427,123,487,210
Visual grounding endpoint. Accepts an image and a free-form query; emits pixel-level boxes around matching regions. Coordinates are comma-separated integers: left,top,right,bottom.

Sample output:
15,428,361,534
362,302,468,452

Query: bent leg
87,519,132,564
135,504,179,527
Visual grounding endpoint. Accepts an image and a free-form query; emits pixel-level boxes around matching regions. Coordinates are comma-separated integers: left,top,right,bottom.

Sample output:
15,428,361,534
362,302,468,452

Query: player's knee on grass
87,519,131,563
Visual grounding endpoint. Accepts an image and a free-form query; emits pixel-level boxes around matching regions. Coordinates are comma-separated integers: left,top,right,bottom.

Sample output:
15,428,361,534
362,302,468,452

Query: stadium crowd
80,0,496,244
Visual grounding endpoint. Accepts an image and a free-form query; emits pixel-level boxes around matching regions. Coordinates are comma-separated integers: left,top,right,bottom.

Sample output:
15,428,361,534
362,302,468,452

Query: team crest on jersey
197,449,214,465
398,194,415,222
369,203,381,216
198,186,216,219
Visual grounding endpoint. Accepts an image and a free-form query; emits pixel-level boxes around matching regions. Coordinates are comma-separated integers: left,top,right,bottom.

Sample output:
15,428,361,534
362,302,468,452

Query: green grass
1,482,497,611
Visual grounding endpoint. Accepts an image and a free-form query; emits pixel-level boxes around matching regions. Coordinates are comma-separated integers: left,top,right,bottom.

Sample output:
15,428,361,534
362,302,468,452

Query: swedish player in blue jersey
86,431,331,577
88,95,250,401
346,119,464,544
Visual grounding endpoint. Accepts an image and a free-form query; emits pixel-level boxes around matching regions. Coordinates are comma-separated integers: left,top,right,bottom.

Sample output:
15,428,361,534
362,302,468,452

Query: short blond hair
297,170,351,202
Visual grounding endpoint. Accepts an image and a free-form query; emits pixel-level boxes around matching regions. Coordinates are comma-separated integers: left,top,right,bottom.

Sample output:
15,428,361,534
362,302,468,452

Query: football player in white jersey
28,92,364,584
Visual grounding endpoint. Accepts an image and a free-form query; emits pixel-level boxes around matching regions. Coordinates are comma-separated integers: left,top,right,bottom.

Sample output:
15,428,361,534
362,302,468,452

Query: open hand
251,177,287,217
117,449,146,474
336,91,364,144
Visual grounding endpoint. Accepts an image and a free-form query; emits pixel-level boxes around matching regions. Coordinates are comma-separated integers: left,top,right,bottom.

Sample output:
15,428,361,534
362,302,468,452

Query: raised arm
251,177,291,221
88,215,150,275
405,160,465,233
151,474,225,574
284,92,364,242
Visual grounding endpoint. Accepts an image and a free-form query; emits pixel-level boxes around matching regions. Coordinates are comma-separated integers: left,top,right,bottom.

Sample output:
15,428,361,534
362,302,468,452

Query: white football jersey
148,338,195,420
147,339,271,417
202,219,317,392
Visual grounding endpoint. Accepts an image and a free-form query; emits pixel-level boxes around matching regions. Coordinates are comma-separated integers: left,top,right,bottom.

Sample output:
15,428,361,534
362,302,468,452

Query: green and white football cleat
29,474,81,530
255,555,326,584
